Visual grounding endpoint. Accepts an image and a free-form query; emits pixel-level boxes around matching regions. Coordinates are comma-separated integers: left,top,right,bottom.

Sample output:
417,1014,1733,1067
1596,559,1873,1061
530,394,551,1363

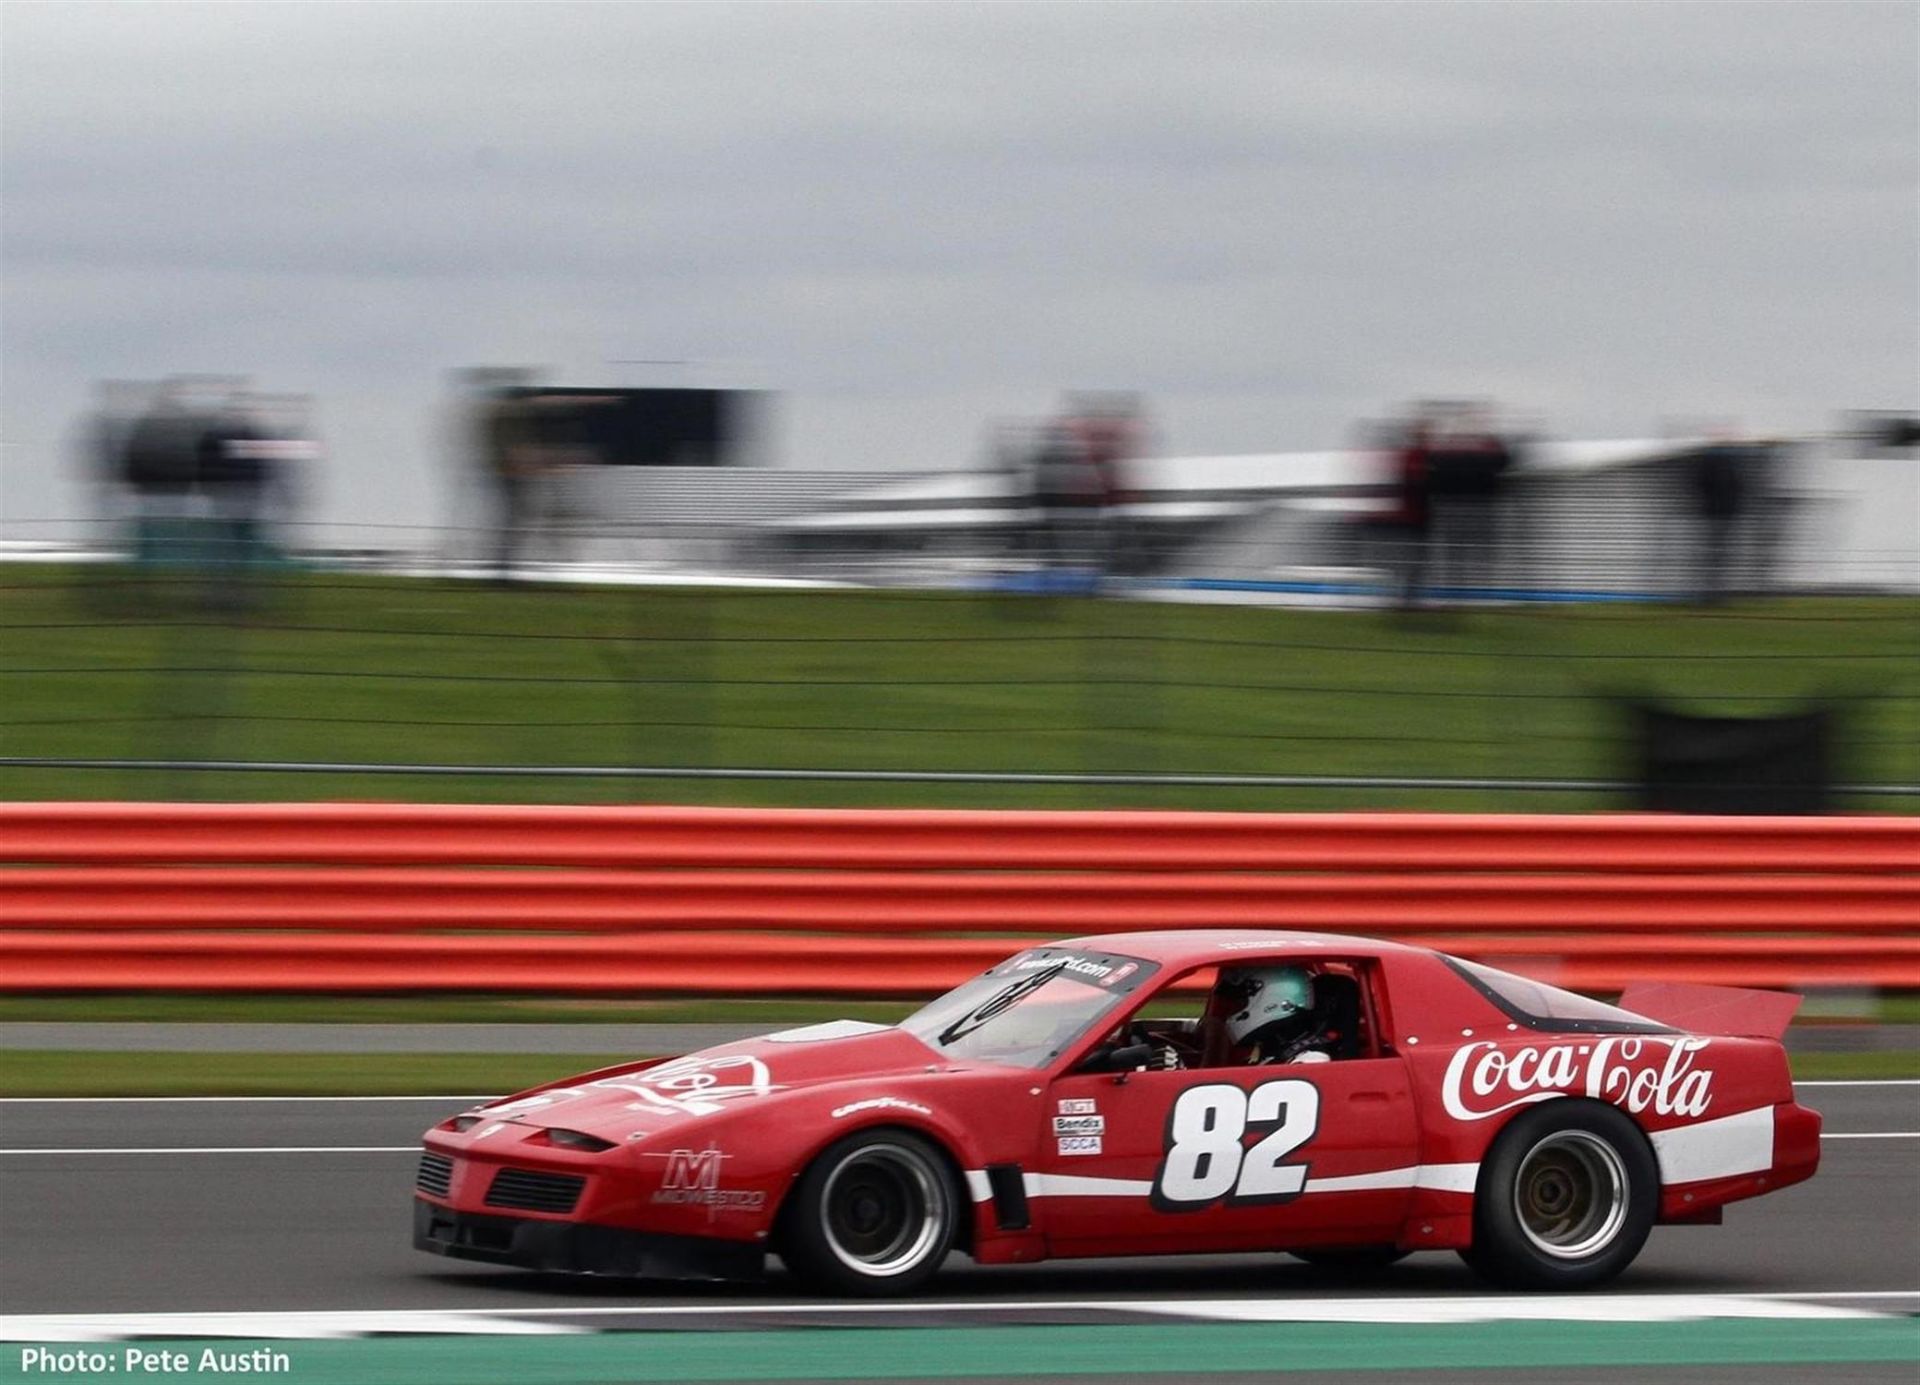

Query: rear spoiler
1617,981,1802,1041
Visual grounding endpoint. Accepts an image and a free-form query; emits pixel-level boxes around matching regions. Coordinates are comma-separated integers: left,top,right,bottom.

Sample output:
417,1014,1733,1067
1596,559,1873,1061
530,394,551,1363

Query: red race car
413,930,1820,1295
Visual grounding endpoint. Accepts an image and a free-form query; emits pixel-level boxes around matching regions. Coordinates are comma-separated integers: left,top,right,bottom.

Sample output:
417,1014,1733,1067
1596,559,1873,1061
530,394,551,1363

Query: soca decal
1441,1036,1715,1123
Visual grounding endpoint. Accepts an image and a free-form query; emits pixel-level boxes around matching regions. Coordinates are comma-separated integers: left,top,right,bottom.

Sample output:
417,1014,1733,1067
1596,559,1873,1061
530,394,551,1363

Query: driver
1209,965,1336,1065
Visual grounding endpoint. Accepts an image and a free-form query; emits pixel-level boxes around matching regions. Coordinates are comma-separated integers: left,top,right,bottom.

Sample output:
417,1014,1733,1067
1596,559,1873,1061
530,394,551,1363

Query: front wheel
779,1130,960,1296
1461,1101,1658,1290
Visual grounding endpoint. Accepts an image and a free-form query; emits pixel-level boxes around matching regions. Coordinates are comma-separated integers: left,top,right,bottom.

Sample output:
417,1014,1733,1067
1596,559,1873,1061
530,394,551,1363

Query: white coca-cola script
1440,1036,1714,1122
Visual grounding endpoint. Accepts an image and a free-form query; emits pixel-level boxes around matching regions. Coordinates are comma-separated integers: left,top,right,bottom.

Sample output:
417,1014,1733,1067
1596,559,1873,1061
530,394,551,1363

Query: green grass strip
5,1319,1918,1383
1787,1050,1920,1080
4,568,1915,812
0,1047,1914,1097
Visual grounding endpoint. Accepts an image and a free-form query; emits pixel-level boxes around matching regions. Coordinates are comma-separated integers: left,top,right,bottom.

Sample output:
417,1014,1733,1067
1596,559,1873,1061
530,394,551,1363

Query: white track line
4,1292,1915,1340
1823,1132,1920,1140
1797,1080,1920,1088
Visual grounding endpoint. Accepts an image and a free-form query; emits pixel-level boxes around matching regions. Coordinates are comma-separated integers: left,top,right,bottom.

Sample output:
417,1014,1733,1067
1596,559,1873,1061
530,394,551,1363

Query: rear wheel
780,1130,959,1296
1460,1101,1657,1290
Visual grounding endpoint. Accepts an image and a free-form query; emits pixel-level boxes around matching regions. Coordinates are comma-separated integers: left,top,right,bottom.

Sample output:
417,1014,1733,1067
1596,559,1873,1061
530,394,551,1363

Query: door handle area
1348,1090,1392,1104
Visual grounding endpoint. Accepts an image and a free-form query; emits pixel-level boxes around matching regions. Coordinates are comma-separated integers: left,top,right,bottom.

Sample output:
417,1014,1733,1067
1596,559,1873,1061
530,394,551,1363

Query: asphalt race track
2,1083,1915,1383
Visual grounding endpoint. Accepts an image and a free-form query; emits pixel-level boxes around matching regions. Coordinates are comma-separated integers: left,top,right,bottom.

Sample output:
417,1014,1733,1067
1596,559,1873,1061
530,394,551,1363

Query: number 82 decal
1150,1079,1319,1210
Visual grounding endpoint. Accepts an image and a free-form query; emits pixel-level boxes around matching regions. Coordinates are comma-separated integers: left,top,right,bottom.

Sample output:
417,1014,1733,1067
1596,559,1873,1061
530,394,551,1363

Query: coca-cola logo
1441,1036,1714,1123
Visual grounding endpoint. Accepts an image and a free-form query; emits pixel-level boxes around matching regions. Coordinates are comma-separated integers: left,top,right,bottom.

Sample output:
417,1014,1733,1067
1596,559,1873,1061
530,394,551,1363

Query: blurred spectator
1425,400,1514,592
85,376,310,609
222,392,314,583
199,385,265,592
1744,438,1792,597
76,381,149,550
1686,428,1749,604
983,419,1039,571
522,392,615,568
1383,410,1435,611
120,379,211,570
1030,419,1100,575
478,387,543,581
1063,392,1145,575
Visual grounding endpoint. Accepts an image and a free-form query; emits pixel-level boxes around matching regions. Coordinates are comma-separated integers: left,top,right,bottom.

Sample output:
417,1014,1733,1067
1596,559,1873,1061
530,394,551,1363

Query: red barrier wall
2,804,1914,993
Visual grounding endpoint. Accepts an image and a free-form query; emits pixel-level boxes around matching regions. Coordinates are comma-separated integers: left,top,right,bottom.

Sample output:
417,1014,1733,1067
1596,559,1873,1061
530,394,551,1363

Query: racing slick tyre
781,1129,961,1296
1461,1100,1658,1291
1288,1247,1411,1275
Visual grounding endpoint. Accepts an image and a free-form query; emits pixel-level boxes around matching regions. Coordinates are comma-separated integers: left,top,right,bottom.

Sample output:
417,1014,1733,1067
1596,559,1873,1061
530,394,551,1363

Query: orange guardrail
1,804,1914,993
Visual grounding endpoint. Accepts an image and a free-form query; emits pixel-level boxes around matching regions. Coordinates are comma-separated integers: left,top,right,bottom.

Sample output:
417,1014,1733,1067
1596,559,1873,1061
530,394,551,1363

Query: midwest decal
646,1147,769,1212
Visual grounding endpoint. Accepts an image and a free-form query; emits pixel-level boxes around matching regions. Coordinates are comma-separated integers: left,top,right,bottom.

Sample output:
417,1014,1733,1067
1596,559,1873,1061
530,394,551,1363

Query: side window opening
1074,958,1390,1072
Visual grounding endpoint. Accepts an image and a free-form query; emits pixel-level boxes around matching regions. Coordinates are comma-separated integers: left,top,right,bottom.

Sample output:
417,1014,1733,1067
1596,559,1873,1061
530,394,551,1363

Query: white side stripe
1650,1106,1775,1185
961,1164,1480,1200
1301,1168,1414,1194
1024,1172,1154,1198
1411,1162,1480,1194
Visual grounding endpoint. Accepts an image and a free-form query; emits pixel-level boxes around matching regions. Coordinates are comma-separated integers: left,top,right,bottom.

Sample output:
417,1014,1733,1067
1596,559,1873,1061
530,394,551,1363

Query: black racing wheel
780,1130,961,1296
1460,1100,1658,1290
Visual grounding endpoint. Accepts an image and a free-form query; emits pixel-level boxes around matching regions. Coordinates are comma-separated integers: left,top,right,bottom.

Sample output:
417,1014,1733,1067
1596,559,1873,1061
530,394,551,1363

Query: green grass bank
3,567,1914,809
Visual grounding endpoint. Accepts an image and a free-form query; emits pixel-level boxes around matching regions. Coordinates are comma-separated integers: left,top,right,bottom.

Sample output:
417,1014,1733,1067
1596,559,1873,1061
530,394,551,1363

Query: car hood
468,1021,949,1142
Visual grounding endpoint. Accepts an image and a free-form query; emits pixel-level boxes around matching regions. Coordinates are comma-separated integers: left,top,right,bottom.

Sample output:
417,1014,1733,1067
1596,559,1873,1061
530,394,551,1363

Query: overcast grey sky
3,1,1915,536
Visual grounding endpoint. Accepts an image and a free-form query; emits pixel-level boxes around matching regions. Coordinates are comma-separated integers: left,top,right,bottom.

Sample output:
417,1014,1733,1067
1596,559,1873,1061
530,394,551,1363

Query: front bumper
413,1199,764,1281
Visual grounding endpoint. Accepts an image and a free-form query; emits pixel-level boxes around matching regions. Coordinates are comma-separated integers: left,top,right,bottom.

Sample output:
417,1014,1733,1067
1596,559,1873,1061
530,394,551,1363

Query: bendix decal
1052,1115,1105,1136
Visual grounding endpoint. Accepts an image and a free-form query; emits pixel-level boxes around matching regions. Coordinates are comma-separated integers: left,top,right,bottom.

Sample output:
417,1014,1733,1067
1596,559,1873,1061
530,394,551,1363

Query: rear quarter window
1445,957,1675,1035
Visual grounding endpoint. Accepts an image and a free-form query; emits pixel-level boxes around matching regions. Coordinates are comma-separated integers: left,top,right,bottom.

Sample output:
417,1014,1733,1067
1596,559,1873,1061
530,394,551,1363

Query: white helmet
1220,966,1314,1047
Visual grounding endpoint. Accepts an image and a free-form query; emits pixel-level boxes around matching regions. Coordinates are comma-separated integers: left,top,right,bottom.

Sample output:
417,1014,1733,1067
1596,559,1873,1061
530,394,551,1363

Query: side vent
985,1163,1029,1231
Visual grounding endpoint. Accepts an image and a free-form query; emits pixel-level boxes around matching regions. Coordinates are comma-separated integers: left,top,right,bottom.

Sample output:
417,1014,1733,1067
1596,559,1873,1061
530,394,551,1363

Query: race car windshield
901,947,1158,1069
